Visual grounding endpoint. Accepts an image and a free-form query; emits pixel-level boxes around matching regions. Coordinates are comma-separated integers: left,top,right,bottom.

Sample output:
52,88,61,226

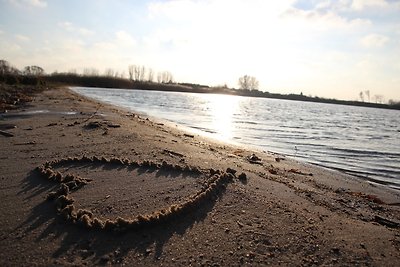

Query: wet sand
0,87,399,266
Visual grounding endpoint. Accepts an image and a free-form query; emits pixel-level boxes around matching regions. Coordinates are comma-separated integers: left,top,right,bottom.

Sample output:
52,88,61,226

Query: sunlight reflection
201,94,240,141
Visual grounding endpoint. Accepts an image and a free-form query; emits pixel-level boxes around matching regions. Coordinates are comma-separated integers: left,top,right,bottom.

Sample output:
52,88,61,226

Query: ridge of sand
0,87,399,266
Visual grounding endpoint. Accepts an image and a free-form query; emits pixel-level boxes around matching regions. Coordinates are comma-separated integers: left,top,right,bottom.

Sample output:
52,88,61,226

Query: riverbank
0,87,399,266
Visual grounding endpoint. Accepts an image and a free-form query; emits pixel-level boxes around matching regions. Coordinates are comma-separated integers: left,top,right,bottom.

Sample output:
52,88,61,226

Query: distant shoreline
2,67,399,110
45,74,400,111
78,83,400,111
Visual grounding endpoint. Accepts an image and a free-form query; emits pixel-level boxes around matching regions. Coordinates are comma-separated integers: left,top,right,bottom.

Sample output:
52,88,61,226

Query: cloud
281,7,371,30
58,21,94,36
29,0,46,7
315,1,332,10
351,0,388,11
360,34,389,48
9,0,47,8
59,21,73,31
0,39,21,53
115,30,136,45
15,34,30,42
325,0,400,12
148,0,297,21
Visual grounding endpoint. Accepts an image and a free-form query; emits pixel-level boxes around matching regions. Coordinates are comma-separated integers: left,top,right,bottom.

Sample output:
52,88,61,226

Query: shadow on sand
16,164,225,264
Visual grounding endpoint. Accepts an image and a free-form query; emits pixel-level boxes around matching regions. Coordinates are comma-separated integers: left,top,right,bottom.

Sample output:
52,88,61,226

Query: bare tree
139,65,146,81
104,68,115,77
359,91,364,102
128,65,134,81
68,68,77,74
23,65,45,76
130,65,171,83
160,71,174,83
238,75,259,90
147,68,154,82
0,60,11,75
157,72,162,83
134,65,141,81
364,90,370,102
83,68,99,76
373,95,384,104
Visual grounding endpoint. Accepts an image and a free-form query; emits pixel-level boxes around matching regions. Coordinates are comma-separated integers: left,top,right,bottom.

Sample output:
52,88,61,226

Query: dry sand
0,87,399,266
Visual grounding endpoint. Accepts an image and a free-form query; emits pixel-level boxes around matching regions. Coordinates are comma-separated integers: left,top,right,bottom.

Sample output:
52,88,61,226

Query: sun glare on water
201,94,240,142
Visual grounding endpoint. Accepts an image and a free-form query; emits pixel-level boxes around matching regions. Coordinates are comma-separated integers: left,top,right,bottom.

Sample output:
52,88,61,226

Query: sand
0,87,399,266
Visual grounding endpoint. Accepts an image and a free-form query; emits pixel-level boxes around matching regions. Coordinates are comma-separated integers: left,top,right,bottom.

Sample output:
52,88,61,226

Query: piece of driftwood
374,215,400,228
0,130,14,137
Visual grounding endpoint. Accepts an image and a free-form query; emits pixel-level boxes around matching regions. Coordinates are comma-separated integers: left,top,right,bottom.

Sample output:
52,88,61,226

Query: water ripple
72,87,400,189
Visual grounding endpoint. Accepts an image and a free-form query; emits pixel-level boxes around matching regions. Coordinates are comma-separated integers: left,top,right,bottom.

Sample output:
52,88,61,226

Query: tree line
0,59,47,85
0,60,183,91
1,59,399,110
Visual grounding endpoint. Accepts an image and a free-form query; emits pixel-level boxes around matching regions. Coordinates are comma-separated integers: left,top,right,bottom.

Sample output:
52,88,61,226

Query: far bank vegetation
1,59,399,110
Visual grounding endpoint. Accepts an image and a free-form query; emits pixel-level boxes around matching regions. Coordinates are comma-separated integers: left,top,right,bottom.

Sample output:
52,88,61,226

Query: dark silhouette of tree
147,68,154,82
159,71,174,83
134,66,140,81
104,68,115,77
128,65,134,81
83,68,99,76
373,94,384,104
23,65,44,76
128,65,147,81
157,72,162,83
238,75,259,90
364,90,370,102
0,60,12,75
0,60,21,84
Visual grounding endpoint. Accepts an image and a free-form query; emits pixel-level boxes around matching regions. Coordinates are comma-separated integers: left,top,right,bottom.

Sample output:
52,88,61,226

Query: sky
0,0,399,101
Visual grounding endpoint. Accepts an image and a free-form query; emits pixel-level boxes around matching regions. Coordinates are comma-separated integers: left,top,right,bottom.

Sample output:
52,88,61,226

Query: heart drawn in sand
36,156,239,232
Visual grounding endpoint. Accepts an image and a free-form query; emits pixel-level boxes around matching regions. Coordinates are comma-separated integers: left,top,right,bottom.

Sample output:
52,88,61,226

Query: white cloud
58,21,94,36
315,1,332,10
29,0,46,7
59,21,73,31
15,34,30,42
0,39,22,53
9,0,47,8
148,0,297,21
78,28,93,36
360,34,389,48
115,30,136,45
281,7,371,30
324,0,400,12
351,0,388,11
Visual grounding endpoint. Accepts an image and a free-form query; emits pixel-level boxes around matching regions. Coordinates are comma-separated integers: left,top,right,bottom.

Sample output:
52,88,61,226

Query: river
72,87,400,190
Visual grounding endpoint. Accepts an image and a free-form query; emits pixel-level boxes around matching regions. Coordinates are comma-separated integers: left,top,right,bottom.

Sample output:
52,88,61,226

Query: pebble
100,255,110,263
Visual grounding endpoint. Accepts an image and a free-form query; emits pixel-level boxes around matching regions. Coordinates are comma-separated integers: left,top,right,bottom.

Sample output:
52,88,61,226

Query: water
72,87,400,189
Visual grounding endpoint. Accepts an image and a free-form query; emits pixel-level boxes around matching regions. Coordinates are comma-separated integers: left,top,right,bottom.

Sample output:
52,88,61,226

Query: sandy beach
0,87,399,266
